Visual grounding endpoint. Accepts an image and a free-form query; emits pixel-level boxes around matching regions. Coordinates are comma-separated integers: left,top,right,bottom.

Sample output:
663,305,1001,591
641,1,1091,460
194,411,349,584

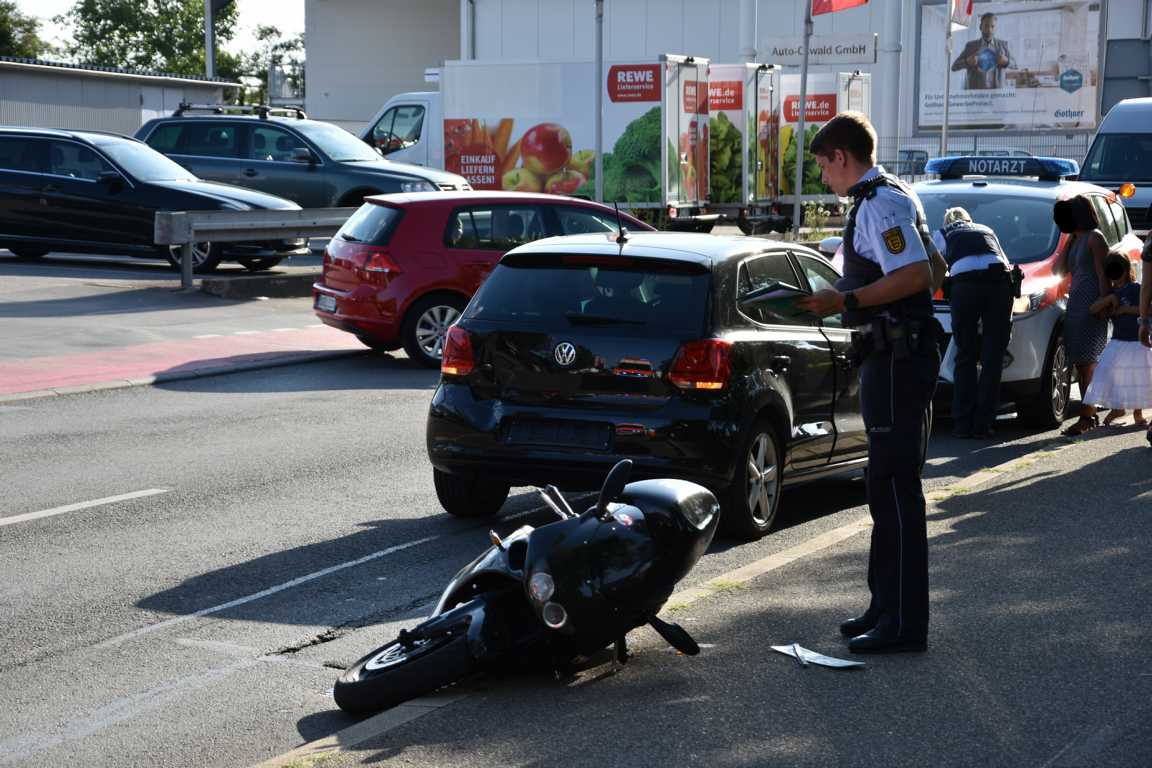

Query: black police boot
839,609,881,639
847,624,927,654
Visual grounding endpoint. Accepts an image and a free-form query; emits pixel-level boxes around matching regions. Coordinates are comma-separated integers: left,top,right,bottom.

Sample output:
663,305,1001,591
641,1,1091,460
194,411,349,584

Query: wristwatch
843,291,859,311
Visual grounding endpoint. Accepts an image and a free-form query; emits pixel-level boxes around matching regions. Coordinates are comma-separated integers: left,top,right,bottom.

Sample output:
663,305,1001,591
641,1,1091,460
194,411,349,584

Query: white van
1079,97,1152,236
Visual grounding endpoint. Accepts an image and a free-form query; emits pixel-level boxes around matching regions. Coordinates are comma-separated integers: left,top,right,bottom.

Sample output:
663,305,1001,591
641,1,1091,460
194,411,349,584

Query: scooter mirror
596,459,633,516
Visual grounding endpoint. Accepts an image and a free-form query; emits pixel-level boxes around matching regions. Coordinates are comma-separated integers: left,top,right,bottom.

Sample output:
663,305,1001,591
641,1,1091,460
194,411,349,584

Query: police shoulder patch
882,227,906,254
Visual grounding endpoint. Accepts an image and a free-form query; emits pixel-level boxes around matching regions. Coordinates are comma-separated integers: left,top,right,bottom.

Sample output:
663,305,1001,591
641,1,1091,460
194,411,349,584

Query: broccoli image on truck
577,106,663,203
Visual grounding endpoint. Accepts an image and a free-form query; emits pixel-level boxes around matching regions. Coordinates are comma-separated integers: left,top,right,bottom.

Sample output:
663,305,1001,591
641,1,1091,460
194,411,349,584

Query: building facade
304,0,1152,159
0,57,236,136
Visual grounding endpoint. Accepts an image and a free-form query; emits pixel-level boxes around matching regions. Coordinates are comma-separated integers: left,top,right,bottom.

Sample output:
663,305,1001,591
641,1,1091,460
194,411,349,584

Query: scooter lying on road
333,460,720,714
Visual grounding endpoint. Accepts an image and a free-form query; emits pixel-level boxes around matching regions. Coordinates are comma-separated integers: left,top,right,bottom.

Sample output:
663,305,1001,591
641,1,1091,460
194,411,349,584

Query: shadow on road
0,285,250,318
152,353,436,393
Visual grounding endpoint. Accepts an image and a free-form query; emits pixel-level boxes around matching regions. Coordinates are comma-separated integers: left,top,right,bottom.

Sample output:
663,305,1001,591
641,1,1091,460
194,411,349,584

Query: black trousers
859,342,940,641
950,273,1014,434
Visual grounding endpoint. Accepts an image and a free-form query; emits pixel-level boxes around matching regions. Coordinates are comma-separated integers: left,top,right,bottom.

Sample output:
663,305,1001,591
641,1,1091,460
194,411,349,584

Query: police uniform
836,166,940,652
932,221,1014,437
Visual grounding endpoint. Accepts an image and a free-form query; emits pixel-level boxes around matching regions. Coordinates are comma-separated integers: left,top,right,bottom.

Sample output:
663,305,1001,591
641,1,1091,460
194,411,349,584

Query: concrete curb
0,348,364,404
200,271,321,300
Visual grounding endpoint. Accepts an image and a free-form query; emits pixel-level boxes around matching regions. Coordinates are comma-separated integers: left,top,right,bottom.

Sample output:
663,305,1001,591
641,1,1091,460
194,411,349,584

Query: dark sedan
0,127,308,273
426,232,871,541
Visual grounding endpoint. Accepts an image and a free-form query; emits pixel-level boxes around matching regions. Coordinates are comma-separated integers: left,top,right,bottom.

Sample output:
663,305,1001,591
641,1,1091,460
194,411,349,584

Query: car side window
46,141,113,181
0,136,46,173
249,125,308,161
144,124,183,153
1089,195,1119,245
557,206,618,235
371,105,425,154
172,122,242,159
738,252,806,326
794,253,844,329
1108,200,1131,239
446,206,546,250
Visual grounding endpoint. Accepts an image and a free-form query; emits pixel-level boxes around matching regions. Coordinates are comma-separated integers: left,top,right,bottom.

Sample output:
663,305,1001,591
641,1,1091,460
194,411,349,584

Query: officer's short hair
809,112,876,166
944,207,972,225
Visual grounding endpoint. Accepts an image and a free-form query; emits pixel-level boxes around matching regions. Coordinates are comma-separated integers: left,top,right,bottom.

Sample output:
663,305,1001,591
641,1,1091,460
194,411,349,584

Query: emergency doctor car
914,156,1145,428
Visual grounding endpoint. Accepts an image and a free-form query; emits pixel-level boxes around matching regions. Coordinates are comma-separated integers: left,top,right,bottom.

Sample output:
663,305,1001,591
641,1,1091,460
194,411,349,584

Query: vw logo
554,342,577,367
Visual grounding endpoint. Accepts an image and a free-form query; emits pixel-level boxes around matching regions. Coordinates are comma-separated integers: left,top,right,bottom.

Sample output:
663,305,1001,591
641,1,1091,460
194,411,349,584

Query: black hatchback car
426,232,870,540
0,127,307,272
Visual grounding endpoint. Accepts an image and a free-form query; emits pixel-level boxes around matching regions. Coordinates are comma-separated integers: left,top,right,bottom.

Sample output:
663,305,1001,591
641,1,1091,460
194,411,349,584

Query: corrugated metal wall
0,69,224,135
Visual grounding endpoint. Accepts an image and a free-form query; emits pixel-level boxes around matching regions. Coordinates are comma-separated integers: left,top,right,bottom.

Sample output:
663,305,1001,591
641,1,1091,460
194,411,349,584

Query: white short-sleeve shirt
848,167,930,274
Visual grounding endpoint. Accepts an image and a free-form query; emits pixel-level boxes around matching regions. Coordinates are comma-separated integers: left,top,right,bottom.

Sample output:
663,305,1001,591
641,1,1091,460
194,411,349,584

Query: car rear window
918,191,1060,264
464,256,710,335
338,203,404,244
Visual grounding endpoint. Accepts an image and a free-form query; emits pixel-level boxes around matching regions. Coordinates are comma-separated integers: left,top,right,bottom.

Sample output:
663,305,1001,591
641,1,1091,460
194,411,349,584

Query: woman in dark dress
1054,196,1110,436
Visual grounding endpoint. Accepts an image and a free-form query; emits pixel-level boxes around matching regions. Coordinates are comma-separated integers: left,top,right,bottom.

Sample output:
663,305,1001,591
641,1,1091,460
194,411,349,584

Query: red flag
811,0,868,15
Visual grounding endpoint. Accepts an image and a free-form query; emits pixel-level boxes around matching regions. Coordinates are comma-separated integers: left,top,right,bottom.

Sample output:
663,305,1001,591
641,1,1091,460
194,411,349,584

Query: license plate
504,420,611,451
315,294,336,313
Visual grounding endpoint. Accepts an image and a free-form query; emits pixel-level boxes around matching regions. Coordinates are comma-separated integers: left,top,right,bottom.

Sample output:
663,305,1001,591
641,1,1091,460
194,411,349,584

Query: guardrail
154,208,358,290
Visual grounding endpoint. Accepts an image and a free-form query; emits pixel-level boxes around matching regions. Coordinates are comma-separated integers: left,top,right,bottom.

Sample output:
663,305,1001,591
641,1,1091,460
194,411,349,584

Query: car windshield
918,191,1061,264
1079,133,1152,183
90,136,196,181
465,261,710,335
292,121,383,162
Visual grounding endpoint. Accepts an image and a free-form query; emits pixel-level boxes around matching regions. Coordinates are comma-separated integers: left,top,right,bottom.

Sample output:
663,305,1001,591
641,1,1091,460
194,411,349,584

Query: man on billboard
951,13,1014,90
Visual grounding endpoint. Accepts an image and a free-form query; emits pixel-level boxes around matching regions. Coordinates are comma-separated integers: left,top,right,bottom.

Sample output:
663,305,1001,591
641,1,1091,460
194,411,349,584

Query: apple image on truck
545,169,586,195
502,168,543,192
521,123,572,176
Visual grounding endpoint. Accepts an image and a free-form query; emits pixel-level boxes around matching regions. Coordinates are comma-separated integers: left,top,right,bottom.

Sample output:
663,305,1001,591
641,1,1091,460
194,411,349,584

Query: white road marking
193,334,223,339
95,535,440,650
271,327,299,332
232,330,262,335
1,489,169,528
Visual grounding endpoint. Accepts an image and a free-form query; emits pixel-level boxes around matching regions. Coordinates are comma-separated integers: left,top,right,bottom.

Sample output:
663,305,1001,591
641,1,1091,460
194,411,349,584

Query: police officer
797,112,946,654
933,207,1015,439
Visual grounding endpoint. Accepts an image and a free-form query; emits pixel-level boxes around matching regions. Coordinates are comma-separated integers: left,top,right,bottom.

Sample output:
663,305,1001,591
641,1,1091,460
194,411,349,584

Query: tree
0,0,47,58
59,0,239,75
234,25,305,105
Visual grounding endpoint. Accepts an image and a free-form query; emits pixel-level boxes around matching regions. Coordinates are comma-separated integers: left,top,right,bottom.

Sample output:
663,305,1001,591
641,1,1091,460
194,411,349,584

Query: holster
850,317,939,366
1010,265,1024,298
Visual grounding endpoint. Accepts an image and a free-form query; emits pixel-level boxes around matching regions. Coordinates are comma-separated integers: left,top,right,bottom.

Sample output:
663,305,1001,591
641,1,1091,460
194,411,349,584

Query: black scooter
334,460,719,714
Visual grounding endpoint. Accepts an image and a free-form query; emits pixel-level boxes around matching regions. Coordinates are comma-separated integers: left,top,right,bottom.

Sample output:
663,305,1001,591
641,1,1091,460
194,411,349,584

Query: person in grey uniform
797,112,947,654
1054,195,1110,437
952,13,1014,90
933,207,1015,438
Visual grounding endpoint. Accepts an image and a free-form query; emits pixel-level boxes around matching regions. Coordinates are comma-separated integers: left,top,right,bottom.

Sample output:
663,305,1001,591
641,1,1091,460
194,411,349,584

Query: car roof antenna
612,201,629,248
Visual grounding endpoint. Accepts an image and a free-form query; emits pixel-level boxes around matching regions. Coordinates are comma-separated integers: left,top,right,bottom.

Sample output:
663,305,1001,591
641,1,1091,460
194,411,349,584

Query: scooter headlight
528,572,555,603
541,601,568,629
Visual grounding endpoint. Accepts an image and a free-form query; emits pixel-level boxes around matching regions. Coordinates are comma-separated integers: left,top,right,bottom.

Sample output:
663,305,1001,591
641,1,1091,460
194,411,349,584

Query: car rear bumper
935,303,1060,385
426,382,741,492
312,281,401,342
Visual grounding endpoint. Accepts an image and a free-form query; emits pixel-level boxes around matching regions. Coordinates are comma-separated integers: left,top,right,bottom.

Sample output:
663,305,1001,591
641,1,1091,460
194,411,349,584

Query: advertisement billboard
917,0,1101,131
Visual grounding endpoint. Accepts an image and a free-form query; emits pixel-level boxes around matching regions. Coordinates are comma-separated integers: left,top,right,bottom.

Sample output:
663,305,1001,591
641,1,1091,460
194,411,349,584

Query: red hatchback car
313,191,653,367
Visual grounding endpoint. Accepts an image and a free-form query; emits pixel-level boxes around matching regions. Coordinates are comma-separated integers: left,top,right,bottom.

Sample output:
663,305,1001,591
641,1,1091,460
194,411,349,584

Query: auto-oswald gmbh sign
761,34,877,66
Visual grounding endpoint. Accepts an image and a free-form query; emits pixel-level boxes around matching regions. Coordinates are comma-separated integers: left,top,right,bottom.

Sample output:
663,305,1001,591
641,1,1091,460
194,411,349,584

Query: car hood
150,179,301,210
344,159,470,187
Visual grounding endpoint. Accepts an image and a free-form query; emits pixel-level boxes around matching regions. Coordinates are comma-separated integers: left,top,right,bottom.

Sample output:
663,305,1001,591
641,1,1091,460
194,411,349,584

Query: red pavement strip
0,326,367,400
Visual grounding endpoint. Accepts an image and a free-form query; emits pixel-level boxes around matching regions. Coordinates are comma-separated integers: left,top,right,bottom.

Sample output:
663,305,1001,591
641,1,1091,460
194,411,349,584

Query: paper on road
771,644,866,669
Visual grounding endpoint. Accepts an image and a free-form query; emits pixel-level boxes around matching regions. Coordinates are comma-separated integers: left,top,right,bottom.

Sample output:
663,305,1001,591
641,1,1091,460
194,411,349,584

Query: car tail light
441,326,474,377
328,239,400,274
668,339,732,390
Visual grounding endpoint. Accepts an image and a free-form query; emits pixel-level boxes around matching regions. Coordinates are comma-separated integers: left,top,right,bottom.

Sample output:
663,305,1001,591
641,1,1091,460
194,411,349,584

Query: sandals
1103,409,1126,426
1061,414,1099,437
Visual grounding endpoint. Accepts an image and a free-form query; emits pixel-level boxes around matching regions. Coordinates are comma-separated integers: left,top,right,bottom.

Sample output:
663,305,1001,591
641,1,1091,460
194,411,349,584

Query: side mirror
596,459,633,516
738,279,810,306
97,170,124,188
818,236,843,257
291,147,317,165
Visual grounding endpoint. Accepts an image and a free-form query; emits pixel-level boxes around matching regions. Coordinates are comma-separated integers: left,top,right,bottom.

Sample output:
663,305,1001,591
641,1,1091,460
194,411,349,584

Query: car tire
433,467,510,518
1019,327,1071,428
10,248,48,259
166,242,223,274
402,294,467,368
237,257,283,272
722,417,783,541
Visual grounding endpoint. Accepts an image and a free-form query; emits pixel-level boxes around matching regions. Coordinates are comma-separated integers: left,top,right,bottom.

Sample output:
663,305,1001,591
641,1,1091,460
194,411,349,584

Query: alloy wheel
414,305,462,360
745,432,780,526
169,241,212,268
1050,341,1070,420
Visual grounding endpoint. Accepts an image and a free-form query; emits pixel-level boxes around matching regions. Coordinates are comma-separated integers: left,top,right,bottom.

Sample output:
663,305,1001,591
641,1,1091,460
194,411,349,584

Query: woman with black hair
1053,195,1111,436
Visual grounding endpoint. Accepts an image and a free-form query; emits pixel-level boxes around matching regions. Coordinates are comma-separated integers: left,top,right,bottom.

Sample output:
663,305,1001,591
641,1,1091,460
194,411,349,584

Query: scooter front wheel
334,631,473,715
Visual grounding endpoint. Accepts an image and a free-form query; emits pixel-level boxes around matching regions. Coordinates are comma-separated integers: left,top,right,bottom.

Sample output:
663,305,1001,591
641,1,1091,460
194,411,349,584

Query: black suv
426,232,870,540
0,127,307,272
135,105,471,209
